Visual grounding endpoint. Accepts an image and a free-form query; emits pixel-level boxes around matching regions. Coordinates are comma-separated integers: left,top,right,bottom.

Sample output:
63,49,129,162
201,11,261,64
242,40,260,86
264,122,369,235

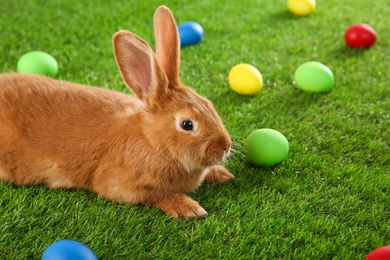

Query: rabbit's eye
180,120,194,131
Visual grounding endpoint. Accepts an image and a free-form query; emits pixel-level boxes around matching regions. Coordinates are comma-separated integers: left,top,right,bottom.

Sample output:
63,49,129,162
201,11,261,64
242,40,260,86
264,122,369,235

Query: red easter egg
365,246,390,260
344,23,377,48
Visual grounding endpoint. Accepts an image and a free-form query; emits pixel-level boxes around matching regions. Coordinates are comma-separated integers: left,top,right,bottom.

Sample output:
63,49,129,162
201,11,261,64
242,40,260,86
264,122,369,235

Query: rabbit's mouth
201,139,231,166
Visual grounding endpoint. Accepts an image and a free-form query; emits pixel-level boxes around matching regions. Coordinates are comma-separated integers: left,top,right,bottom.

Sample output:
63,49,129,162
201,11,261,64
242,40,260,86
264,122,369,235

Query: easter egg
228,64,263,95
365,246,390,260
178,22,204,47
288,0,316,16
17,51,58,77
42,239,98,260
245,128,289,166
344,23,377,48
294,61,334,92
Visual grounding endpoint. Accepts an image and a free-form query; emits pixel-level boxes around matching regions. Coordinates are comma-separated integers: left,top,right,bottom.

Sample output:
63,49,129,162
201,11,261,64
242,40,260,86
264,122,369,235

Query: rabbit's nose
222,144,231,156
218,138,230,151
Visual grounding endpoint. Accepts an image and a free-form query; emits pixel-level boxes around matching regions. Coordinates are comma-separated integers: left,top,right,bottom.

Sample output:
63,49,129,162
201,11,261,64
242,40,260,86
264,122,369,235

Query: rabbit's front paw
203,165,235,184
154,194,207,219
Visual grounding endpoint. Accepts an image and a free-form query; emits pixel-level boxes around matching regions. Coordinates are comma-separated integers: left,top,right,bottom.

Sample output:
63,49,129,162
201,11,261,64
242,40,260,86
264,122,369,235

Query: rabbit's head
113,6,231,171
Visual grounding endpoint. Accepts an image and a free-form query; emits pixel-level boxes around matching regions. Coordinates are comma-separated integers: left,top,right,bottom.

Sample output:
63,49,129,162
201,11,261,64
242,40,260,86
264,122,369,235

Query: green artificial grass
1,0,389,259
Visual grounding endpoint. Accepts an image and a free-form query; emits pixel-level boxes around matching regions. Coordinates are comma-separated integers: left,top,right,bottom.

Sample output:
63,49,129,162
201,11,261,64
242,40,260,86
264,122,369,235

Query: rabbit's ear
154,6,181,87
113,30,168,105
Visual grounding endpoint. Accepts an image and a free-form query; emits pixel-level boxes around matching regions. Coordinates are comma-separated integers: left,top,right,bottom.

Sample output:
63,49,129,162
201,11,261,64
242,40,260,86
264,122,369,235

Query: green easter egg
17,51,58,77
245,128,289,166
294,61,334,92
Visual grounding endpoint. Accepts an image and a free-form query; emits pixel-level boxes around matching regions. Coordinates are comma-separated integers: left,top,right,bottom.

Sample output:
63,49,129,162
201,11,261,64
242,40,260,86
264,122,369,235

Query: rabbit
0,6,234,219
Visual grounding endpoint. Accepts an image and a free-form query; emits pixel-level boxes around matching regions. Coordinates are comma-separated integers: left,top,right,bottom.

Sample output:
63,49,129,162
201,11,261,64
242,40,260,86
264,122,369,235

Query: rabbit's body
0,73,210,200
0,6,234,219
0,73,140,189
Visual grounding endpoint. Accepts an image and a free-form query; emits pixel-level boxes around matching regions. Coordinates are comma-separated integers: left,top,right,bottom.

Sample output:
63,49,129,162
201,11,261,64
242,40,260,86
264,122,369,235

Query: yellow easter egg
288,0,316,16
228,64,263,95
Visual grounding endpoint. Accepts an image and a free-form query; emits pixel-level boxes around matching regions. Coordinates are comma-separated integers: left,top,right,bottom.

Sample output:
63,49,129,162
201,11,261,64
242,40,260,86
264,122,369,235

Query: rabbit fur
0,6,234,219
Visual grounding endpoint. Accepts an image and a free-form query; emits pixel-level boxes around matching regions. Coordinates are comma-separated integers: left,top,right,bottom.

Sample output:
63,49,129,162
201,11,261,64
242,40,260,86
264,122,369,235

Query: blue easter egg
42,239,98,260
178,22,204,46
